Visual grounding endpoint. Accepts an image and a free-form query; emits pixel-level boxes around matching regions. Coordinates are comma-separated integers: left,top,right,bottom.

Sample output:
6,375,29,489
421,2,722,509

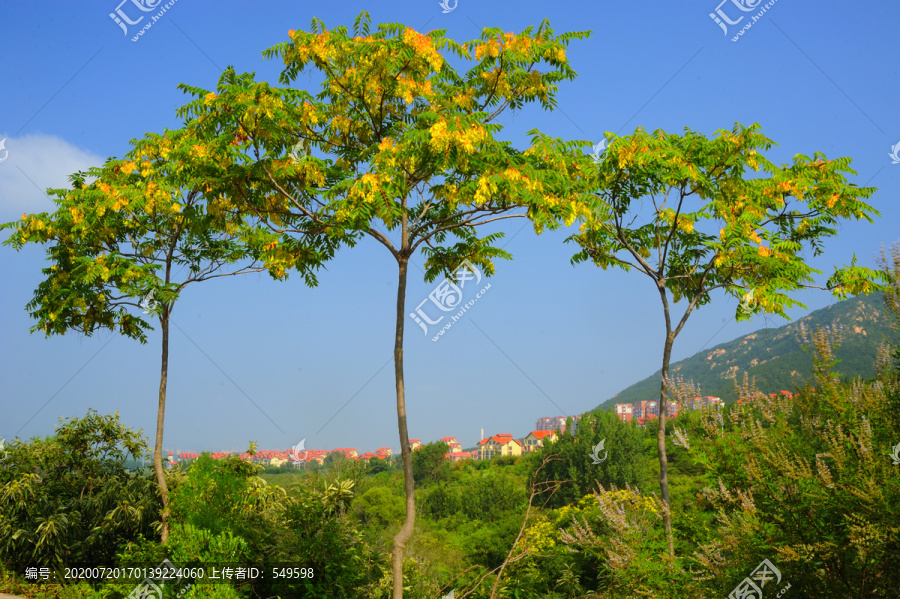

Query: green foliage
0,127,272,343
174,13,596,593
419,483,461,521
366,456,393,475
355,486,405,528
552,489,698,597
0,411,159,573
686,328,900,597
571,123,887,320
323,479,356,516
412,442,450,486
266,486,371,598
167,454,278,539
532,411,653,508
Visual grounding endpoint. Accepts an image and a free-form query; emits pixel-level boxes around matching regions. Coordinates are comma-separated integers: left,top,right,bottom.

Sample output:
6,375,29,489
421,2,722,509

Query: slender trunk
657,331,675,556
154,310,171,543
391,258,414,599
656,284,675,557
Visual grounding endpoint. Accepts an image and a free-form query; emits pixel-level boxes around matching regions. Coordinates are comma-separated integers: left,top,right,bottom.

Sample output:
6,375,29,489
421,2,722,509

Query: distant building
331,448,358,459
445,451,475,462
535,415,582,432
636,415,659,428
440,437,462,452
477,434,523,460
690,396,723,410
536,416,567,431
521,430,557,453
409,439,422,450
633,400,658,419
614,403,634,422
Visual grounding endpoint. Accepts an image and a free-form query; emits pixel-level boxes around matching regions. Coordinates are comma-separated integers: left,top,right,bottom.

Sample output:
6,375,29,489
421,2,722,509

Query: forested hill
596,293,895,409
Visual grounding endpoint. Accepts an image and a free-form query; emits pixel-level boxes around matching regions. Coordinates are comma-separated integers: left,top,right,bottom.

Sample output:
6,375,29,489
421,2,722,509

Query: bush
264,486,372,598
412,442,450,486
688,327,900,598
0,410,160,573
355,486,405,528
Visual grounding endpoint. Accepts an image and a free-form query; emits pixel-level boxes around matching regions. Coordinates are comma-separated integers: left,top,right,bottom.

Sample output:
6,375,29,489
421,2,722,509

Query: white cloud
0,134,104,222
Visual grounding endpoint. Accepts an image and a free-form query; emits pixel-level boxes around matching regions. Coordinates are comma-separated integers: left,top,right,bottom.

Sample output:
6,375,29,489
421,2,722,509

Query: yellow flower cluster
378,137,397,153
402,28,442,72
351,172,388,204
522,518,556,552
396,76,433,105
428,119,487,156
258,94,283,119
474,175,498,204
474,39,501,60
602,489,661,516
296,161,326,187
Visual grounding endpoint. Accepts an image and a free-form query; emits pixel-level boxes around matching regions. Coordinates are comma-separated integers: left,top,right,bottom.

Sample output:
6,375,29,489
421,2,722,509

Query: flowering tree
569,123,887,555
1,127,330,541
175,12,594,595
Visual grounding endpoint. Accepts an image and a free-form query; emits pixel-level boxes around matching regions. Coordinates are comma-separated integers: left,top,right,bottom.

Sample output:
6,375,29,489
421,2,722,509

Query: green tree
0,410,158,573
0,126,329,542
412,441,450,485
176,13,593,595
534,410,652,508
569,123,887,554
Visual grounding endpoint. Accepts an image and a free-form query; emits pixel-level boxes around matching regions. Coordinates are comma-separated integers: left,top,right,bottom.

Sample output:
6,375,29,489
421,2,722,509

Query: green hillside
597,293,896,408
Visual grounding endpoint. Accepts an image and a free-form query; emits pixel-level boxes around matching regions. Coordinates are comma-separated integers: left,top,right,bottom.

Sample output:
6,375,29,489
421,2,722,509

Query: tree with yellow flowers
175,12,594,596
2,127,333,543
569,122,888,557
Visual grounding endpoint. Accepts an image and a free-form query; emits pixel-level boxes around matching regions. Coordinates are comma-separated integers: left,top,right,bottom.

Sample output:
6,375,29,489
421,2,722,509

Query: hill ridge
595,293,894,410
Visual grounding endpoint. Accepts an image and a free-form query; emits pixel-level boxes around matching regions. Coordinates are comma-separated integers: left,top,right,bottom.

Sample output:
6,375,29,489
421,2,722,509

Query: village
170,392,796,468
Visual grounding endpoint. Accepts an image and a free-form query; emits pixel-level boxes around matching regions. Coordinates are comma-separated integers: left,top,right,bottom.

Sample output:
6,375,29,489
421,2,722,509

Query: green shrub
0,410,160,573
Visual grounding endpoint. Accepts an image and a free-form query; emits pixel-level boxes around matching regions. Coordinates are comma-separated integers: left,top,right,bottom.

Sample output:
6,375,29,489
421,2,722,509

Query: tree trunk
657,330,675,556
391,258,414,599
656,281,676,557
154,310,171,544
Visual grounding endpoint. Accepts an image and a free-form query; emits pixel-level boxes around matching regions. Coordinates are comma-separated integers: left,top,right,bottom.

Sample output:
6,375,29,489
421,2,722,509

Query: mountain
596,293,896,409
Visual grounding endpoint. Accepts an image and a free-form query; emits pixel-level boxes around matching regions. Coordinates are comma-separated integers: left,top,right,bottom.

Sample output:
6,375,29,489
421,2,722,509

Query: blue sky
1,0,898,457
